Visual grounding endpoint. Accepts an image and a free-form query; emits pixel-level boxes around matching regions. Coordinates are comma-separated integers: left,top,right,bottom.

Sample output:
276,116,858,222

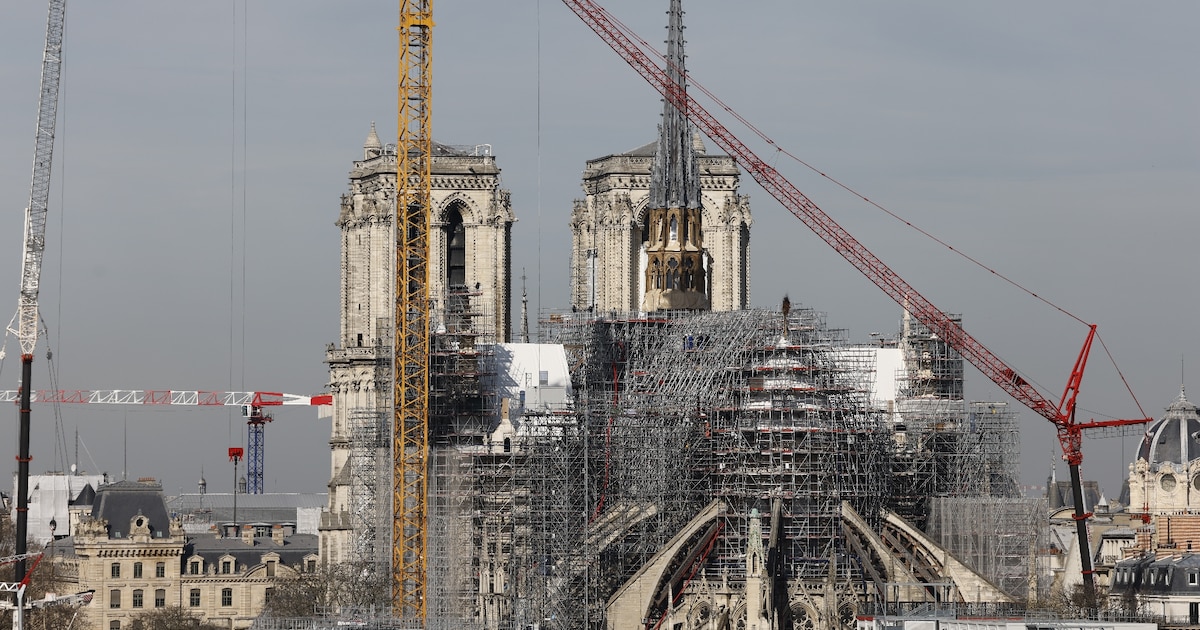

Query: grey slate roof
1138,387,1200,467
1112,553,1200,595
92,480,172,539
186,533,318,569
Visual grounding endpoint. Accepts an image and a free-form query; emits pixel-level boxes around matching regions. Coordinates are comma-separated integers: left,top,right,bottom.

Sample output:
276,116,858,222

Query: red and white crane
560,0,1151,605
1,389,332,494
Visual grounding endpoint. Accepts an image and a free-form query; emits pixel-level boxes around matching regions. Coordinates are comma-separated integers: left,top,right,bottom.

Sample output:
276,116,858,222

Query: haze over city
1,1,1197,501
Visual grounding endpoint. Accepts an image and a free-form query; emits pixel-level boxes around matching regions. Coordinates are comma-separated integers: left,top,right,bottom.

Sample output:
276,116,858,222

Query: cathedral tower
569,1,751,314
320,127,515,563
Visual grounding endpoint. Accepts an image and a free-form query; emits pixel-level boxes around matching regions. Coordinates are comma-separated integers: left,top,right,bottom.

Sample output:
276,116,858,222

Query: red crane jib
559,0,1151,466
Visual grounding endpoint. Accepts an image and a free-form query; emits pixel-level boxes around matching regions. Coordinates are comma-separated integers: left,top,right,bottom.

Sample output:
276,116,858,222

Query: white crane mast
6,3,66,626
7,0,65,357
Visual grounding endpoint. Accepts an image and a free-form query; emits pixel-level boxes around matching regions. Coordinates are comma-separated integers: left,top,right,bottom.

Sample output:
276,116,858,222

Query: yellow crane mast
394,0,433,620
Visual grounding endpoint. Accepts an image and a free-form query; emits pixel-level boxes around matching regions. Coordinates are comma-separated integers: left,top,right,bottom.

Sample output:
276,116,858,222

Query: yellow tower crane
394,0,433,621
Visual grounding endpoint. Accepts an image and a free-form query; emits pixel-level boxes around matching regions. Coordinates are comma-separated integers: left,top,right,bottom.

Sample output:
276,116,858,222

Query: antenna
122,413,128,481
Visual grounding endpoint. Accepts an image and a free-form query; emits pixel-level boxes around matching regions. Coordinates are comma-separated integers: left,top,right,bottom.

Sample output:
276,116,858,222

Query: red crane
560,0,1150,602
1,389,332,494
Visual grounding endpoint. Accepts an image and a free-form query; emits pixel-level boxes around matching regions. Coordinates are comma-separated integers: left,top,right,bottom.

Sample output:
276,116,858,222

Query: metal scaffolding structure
703,307,891,583
336,298,1037,628
889,311,968,528
349,408,389,575
426,285,497,630
529,305,891,627
926,496,1046,601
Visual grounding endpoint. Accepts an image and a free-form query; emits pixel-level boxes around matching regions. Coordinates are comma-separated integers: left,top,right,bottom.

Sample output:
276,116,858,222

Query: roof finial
364,121,382,159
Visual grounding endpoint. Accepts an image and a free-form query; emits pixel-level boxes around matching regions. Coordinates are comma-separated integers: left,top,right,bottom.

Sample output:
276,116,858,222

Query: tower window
445,207,466,287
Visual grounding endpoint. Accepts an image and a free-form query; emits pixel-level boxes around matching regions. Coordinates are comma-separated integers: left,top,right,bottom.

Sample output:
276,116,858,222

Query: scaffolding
889,311,968,528
443,304,1037,629
533,305,891,627
702,307,890,584
349,408,389,576
926,496,1046,601
425,285,497,630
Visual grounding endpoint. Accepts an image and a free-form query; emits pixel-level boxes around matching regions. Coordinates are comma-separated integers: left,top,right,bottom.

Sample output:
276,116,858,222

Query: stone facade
569,141,750,314
1127,388,1200,516
321,126,515,564
62,479,318,630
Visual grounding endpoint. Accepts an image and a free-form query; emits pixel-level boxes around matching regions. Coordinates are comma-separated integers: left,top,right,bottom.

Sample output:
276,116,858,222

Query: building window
306,559,316,573
1190,572,1198,586
221,560,232,574
221,588,233,607
266,561,276,578
445,207,466,287
111,562,121,578
154,589,165,608
132,589,143,608
155,562,165,578
133,562,143,578
189,561,200,575
189,589,201,607
110,622,120,630
110,589,121,608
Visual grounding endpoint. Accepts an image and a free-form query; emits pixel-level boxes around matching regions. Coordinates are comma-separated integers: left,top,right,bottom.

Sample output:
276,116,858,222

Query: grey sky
1,1,1196,501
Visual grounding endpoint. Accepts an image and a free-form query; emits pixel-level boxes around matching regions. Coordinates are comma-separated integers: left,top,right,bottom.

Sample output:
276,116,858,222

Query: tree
128,606,224,630
262,561,390,619
0,515,92,630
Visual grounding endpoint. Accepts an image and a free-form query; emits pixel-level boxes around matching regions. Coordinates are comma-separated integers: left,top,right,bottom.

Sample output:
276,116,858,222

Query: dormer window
221,560,232,574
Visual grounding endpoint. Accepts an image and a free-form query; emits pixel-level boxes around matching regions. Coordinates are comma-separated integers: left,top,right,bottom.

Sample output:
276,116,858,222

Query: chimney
271,523,285,545
241,524,255,545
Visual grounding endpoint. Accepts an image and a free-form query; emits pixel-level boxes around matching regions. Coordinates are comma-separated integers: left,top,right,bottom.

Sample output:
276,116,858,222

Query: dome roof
1137,387,1200,466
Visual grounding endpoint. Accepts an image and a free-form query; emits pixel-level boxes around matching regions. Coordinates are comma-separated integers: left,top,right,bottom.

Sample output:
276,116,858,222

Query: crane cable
595,5,1148,419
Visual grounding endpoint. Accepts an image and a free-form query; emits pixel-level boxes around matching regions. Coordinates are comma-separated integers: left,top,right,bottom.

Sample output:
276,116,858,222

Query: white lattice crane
0,389,332,494
1,4,66,624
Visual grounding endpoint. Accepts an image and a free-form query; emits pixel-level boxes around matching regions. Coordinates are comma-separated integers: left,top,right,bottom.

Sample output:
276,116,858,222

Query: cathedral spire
649,0,701,211
641,0,709,312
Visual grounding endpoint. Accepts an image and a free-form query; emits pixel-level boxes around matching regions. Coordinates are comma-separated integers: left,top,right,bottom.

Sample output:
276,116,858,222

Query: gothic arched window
444,205,466,288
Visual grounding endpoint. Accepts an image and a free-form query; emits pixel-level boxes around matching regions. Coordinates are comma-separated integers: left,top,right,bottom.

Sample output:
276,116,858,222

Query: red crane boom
560,0,1150,602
